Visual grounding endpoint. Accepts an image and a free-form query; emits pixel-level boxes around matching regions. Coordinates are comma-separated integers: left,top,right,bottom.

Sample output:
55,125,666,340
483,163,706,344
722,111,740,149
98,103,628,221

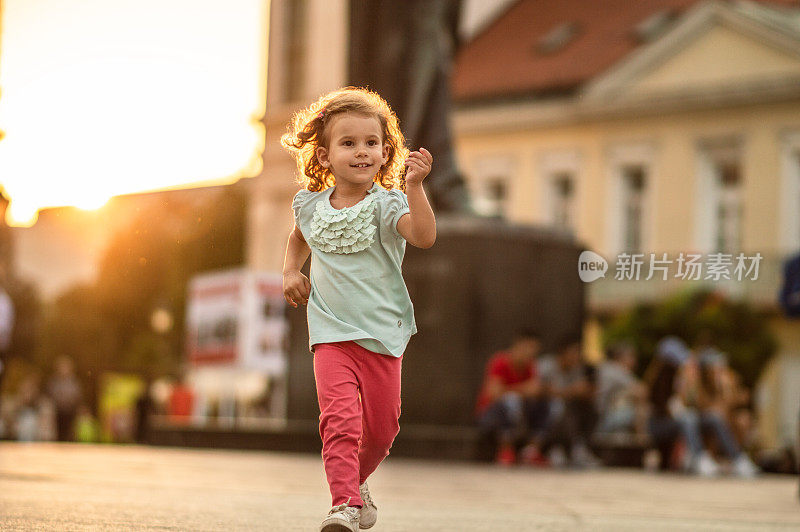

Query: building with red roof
450,0,800,451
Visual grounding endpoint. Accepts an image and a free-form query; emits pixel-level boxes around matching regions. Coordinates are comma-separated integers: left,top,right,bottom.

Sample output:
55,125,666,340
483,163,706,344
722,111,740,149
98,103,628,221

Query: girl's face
316,113,389,189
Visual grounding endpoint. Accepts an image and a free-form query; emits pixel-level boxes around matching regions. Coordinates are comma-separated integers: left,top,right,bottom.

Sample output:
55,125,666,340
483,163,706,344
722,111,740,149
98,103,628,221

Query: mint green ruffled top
292,181,417,358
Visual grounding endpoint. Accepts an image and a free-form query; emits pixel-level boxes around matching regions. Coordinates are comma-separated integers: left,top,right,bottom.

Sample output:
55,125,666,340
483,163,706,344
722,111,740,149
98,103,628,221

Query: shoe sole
320,520,357,532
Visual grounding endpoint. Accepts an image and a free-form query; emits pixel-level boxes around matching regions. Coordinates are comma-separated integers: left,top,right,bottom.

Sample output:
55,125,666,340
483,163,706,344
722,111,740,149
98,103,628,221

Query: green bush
603,288,776,388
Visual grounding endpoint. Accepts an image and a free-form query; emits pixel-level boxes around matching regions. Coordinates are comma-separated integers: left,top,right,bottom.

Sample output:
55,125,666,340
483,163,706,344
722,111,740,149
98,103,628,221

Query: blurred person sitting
698,349,760,477
46,356,83,442
14,373,44,442
74,403,100,443
474,328,551,467
537,336,601,469
673,333,759,478
168,372,195,426
697,358,759,455
642,336,687,471
595,341,648,435
724,369,759,453
135,377,154,444
36,394,56,441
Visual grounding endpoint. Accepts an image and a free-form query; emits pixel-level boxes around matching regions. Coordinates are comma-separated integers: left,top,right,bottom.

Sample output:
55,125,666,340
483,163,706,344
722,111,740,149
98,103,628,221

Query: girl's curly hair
280,86,408,192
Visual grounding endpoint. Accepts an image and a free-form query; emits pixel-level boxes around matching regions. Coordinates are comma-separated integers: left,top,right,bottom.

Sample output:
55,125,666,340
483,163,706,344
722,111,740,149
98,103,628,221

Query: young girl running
281,87,435,532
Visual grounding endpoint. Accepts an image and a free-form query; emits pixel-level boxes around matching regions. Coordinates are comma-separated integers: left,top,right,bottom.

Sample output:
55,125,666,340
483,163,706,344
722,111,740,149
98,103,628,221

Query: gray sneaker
320,497,360,532
358,482,377,529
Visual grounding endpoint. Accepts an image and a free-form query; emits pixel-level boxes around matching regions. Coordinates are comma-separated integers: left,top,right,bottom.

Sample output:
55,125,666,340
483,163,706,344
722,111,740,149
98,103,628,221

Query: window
551,172,575,230
480,178,508,217
471,155,515,218
795,152,800,247
621,165,647,253
780,132,800,253
696,139,743,253
537,22,580,55
540,151,581,232
716,163,742,253
606,143,653,255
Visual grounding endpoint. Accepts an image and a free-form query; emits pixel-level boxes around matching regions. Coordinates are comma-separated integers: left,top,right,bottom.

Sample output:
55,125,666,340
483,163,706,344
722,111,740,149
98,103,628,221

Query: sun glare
73,194,111,213
0,0,268,226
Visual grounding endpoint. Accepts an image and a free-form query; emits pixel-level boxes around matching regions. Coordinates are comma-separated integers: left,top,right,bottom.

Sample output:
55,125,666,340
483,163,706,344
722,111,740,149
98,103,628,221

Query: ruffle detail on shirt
307,192,377,254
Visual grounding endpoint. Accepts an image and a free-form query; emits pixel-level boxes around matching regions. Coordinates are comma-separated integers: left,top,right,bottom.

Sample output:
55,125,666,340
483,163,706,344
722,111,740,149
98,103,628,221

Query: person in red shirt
475,329,550,467
168,374,195,426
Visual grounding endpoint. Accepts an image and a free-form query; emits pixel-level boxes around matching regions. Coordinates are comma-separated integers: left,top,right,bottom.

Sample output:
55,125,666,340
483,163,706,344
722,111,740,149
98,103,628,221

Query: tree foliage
36,183,247,385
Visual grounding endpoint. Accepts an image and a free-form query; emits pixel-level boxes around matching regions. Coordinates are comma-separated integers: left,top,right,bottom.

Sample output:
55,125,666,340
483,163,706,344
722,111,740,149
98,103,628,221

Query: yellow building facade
452,1,800,449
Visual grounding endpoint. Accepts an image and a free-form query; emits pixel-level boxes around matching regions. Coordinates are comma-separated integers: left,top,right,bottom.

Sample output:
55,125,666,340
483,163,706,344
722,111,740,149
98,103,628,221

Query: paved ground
1,442,799,531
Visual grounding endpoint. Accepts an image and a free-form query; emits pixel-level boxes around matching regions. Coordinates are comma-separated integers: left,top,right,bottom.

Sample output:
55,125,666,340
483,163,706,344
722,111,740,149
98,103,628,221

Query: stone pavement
1,442,798,531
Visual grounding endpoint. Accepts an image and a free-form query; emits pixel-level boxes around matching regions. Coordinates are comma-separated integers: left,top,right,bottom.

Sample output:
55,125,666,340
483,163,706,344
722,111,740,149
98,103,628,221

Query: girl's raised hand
404,147,433,186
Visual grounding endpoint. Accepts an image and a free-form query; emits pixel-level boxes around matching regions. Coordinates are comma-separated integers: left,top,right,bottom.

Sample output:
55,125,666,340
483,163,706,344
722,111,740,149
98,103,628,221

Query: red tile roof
451,0,800,103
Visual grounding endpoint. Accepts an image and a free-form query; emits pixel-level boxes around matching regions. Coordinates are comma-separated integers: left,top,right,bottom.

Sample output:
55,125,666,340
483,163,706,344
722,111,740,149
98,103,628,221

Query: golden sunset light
0,0,268,226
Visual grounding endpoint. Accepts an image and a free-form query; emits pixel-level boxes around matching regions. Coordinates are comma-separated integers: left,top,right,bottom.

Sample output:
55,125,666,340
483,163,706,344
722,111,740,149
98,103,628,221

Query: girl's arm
282,224,312,308
397,147,436,248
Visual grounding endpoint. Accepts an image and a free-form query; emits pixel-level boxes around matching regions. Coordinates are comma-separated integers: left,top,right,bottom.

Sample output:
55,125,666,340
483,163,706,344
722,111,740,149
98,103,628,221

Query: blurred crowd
0,356,98,443
474,329,771,478
0,334,784,481
0,356,191,444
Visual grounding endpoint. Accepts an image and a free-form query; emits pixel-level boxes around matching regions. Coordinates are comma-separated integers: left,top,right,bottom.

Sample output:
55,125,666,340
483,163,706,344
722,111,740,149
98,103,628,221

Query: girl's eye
343,140,353,146
368,140,377,146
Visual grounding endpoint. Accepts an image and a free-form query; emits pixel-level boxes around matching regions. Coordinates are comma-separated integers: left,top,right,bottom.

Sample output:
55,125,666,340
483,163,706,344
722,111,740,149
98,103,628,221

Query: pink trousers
313,341,403,507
